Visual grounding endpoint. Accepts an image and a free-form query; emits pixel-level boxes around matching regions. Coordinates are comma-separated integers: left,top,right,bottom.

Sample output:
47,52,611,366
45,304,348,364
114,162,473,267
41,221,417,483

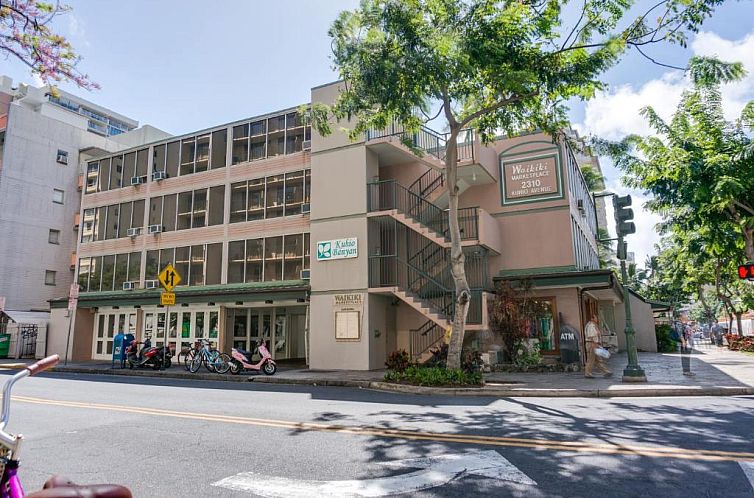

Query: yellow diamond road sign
160,292,176,306
158,264,181,291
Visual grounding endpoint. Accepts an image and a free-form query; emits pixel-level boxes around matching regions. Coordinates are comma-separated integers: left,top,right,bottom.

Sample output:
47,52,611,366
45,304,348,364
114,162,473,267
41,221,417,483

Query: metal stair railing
409,168,445,199
409,320,445,360
365,122,476,162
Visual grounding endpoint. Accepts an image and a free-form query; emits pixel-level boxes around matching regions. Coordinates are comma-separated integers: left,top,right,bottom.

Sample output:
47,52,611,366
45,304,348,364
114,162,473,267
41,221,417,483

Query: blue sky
3,0,754,265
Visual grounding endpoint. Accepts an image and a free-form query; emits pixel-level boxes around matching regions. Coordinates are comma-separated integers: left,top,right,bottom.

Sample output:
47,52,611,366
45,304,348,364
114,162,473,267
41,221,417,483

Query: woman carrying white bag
584,314,613,378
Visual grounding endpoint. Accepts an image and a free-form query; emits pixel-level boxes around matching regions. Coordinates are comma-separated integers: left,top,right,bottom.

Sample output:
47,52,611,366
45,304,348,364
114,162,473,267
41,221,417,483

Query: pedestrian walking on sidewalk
680,323,694,377
584,314,612,378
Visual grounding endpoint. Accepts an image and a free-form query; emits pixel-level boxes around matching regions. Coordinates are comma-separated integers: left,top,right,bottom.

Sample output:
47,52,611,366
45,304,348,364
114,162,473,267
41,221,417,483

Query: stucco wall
615,292,657,353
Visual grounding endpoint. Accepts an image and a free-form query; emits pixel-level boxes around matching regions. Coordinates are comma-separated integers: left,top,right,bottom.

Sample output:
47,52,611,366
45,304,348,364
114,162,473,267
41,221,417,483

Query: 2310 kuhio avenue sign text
500,152,563,205
316,237,358,261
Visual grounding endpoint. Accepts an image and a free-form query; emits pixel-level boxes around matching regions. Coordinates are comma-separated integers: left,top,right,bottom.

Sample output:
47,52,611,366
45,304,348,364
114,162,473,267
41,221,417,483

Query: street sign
738,263,754,280
158,264,181,291
160,292,176,306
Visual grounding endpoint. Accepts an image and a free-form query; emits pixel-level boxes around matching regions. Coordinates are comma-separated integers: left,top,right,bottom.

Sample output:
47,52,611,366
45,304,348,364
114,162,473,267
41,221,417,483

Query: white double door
142,308,219,357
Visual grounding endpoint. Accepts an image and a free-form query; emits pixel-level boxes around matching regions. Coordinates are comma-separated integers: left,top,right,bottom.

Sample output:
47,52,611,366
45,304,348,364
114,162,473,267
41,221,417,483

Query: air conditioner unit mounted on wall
127,227,141,238
122,281,136,291
300,269,311,280
302,140,312,151
152,170,167,181
145,280,160,289
130,176,143,186
56,153,68,164
301,203,310,214
148,224,163,234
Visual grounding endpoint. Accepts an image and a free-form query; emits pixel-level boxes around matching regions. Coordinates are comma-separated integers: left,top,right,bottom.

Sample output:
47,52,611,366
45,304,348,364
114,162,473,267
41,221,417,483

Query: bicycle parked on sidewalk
188,339,231,374
0,355,132,497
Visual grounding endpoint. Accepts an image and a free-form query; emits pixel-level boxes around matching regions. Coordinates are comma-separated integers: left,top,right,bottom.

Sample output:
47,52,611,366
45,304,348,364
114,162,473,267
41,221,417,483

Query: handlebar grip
26,355,60,376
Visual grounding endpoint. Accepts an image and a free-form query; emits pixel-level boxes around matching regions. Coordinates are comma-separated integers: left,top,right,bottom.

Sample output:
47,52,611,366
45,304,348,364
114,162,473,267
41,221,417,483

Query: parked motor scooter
229,340,276,375
125,338,162,370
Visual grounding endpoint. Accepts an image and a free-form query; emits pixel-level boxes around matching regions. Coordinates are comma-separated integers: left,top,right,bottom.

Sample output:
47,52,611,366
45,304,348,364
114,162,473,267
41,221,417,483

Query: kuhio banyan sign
317,237,358,261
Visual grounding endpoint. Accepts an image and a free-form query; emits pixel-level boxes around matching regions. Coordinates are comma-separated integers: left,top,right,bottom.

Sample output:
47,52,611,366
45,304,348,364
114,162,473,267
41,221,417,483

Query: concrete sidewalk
3,344,753,397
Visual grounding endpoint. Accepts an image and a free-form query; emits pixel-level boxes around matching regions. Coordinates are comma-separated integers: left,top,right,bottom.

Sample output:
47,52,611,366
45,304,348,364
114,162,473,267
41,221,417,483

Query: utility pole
613,194,647,382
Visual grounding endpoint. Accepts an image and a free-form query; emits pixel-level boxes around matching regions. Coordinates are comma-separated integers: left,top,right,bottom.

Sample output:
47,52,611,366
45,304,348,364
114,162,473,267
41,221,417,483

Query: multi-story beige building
48,81,657,369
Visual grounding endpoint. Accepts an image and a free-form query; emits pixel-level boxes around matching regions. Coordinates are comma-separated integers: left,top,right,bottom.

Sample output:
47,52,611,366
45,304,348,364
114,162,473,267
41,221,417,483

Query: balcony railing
365,122,475,163
367,180,478,241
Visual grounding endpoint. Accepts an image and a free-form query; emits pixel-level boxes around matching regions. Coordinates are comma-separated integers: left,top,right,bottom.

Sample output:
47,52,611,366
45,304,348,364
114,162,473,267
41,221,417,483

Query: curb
42,367,754,397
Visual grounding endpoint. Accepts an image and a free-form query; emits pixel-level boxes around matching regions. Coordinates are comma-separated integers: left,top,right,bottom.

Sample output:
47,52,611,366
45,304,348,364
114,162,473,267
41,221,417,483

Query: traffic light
739,263,754,280
613,194,636,236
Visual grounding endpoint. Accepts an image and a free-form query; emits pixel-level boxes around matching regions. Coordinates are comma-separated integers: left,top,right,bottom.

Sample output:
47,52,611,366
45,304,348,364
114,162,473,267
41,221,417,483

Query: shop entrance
92,311,137,360
226,306,306,362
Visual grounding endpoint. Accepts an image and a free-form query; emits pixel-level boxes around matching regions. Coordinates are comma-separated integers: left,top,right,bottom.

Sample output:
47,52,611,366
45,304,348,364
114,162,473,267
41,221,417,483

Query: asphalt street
3,371,754,497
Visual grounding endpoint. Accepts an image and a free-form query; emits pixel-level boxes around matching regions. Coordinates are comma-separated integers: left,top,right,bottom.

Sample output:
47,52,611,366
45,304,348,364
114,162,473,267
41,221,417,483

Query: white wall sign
317,237,358,261
333,293,364,341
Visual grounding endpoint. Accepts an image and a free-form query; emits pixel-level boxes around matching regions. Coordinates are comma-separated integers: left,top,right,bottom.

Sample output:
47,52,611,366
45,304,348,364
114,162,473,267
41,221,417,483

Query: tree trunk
445,130,471,371
736,312,743,337
728,313,733,333
742,225,754,262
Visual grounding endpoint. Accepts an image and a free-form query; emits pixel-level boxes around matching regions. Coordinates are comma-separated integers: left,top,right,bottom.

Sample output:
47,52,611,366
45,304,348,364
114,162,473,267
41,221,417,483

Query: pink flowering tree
0,1,97,91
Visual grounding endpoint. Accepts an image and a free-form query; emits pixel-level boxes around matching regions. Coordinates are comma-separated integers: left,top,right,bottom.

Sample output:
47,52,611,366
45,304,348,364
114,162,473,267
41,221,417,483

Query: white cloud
578,30,754,267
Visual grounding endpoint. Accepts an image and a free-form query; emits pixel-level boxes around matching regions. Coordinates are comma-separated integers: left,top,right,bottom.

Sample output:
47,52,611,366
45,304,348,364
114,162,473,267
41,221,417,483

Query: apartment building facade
49,80,655,368
0,77,168,316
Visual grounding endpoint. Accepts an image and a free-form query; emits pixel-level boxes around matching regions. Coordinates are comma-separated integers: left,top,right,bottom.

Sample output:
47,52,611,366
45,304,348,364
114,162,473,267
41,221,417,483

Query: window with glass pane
89,256,102,292
159,248,174,269
195,312,205,339
78,258,91,292
169,312,178,339
128,252,141,282
210,129,227,169
117,202,132,238
267,129,284,157
181,312,191,339
192,189,207,228
209,311,219,338
285,171,304,215
111,156,124,190
232,124,249,165
85,162,99,194
230,182,247,223
268,115,285,133
266,175,284,218
99,158,111,192
190,245,205,286
283,234,303,280
166,141,180,178
153,144,166,174
247,179,265,221
114,254,128,289
162,194,177,231
156,312,166,344
177,192,193,230
525,299,558,353
149,197,162,227
286,112,304,153
246,238,263,282
131,200,144,230
136,149,149,177
96,207,107,241
81,208,96,242
180,138,195,176
228,240,245,283
195,135,210,173
146,250,159,281
250,120,266,160
206,243,222,285
304,233,310,270
264,236,283,281
123,152,136,184
208,186,225,226
101,255,115,291
174,247,190,286
304,170,311,204
106,205,119,239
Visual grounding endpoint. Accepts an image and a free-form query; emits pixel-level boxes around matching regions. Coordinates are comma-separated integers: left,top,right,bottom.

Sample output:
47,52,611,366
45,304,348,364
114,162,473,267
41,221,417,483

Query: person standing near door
584,314,612,378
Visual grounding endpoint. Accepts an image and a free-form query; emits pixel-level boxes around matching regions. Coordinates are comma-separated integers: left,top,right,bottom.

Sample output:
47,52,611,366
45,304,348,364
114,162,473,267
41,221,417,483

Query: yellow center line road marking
13,395,754,463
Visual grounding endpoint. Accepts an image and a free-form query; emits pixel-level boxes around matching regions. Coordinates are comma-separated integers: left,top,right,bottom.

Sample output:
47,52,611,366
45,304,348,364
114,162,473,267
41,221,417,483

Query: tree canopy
0,1,96,91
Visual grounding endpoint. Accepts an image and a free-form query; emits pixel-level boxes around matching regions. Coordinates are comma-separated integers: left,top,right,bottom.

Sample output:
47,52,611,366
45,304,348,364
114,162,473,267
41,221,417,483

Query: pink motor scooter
229,340,277,375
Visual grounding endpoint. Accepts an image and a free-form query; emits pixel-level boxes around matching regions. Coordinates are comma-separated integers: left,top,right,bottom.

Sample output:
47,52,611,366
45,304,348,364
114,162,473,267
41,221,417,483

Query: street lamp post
613,195,647,382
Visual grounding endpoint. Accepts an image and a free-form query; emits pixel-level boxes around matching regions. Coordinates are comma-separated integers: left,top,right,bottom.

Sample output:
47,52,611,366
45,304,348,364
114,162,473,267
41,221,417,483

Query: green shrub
655,324,677,353
385,349,412,372
383,366,483,387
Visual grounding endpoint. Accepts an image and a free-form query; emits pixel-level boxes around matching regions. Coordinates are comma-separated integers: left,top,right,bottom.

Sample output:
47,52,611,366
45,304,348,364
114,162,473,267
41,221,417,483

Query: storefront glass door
92,311,136,360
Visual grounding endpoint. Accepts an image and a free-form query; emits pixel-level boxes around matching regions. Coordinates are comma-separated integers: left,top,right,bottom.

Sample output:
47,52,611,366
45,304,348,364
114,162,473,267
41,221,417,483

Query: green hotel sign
317,237,358,261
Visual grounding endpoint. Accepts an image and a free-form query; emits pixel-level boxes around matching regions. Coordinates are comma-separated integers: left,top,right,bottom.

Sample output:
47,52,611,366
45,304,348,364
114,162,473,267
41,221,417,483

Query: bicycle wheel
188,355,202,373
205,351,218,372
214,353,231,374
182,349,196,370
